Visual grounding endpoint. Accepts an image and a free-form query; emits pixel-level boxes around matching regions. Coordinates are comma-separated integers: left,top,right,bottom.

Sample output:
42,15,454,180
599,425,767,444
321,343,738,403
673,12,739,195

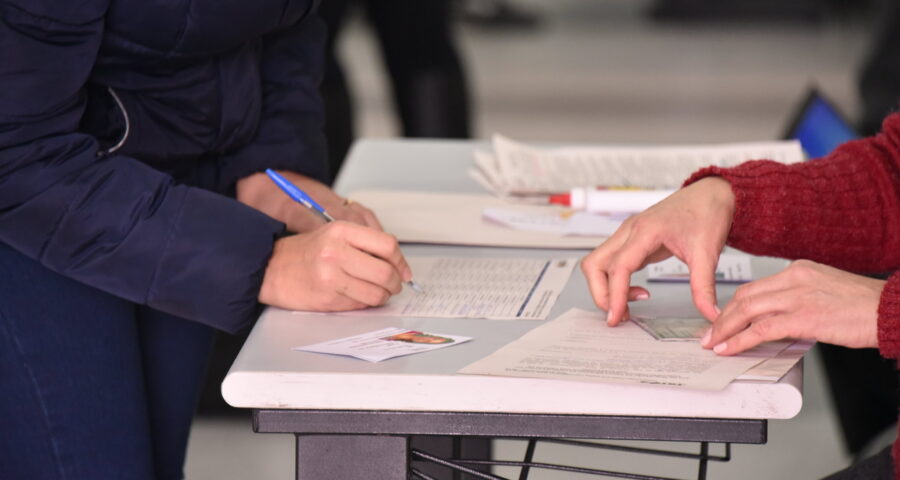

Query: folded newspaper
470,135,805,196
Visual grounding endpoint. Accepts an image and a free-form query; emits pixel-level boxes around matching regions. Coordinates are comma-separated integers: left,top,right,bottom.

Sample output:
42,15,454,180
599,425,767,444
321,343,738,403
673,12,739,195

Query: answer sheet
459,308,790,390
323,256,577,320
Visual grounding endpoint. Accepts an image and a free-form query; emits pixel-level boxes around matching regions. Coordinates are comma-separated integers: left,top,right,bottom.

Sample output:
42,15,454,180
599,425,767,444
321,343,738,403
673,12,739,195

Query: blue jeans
0,242,215,480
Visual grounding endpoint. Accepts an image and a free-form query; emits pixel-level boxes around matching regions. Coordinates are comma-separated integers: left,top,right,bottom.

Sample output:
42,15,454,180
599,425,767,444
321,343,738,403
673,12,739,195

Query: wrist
695,176,736,219
258,237,286,306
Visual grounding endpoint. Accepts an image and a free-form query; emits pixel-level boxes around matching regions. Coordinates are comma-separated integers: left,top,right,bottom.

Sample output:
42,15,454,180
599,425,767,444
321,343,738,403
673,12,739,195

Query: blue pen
265,169,424,294
265,169,335,223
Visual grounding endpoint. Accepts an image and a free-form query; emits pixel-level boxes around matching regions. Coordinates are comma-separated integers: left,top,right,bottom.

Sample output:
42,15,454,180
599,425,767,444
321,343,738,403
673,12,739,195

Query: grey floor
185,1,895,478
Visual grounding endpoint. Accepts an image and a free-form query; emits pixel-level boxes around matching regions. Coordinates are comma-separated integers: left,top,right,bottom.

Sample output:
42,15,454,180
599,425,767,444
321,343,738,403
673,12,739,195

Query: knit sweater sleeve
684,114,900,360
683,114,900,274
878,273,900,359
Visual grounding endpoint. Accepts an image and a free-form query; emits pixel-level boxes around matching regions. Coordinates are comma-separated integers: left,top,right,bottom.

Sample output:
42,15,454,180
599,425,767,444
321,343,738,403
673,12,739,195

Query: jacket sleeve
0,1,285,333
683,114,900,275
216,8,329,192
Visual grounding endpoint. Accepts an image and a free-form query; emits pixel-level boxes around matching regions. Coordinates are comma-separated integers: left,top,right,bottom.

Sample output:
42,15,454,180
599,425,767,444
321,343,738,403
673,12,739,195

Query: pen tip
408,281,424,294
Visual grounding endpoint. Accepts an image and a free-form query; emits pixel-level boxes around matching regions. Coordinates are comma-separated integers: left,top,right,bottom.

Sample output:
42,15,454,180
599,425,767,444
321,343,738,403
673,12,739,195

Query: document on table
347,189,608,248
459,308,792,390
630,315,810,382
324,256,578,320
294,327,472,363
471,134,804,196
482,208,626,237
646,254,753,283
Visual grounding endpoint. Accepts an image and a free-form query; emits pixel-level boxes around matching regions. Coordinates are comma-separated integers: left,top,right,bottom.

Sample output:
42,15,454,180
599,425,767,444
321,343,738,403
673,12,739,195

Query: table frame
253,409,766,480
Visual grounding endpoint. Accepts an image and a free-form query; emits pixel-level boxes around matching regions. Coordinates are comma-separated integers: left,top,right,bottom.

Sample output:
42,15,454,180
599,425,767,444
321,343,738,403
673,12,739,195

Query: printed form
323,256,577,320
459,308,791,390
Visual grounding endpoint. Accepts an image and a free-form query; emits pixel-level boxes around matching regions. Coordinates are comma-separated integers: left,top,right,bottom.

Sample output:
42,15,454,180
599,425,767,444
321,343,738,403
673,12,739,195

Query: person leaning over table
0,1,413,479
581,113,900,479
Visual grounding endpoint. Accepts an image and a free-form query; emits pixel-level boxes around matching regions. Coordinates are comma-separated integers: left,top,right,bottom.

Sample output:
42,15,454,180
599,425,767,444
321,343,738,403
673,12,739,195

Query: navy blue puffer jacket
0,0,327,333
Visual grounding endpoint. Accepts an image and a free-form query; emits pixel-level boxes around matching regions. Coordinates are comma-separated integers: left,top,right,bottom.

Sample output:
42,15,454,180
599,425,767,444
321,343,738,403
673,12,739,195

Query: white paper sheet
294,327,472,362
348,189,608,248
324,256,577,320
737,340,813,382
459,308,791,390
474,135,804,195
646,254,753,283
482,208,626,237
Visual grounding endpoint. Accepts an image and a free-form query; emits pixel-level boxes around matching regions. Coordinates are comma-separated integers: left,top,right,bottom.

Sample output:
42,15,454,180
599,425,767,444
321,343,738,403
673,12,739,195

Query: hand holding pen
256,169,422,312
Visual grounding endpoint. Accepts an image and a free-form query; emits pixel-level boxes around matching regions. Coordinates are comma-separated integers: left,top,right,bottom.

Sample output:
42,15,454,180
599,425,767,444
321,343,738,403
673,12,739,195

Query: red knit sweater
685,113,900,477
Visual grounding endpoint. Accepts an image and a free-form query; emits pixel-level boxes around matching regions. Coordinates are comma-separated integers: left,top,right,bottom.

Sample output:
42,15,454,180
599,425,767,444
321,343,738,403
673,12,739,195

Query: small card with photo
646,254,752,283
631,316,710,342
293,327,472,362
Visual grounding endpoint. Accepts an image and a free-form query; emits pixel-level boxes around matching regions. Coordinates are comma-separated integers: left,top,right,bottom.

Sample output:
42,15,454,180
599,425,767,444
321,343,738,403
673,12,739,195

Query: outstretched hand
581,177,735,325
702,260,884,355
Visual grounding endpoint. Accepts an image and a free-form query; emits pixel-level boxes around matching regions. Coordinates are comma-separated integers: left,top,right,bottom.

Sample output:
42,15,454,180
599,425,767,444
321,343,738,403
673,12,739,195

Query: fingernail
635,293,649,301
701,329,712,347
714,305,722,316
606,310,613,324
713,342,727,354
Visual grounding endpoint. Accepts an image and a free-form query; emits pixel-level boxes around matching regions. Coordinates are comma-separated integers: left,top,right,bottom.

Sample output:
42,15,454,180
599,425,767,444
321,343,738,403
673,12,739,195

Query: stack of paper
470,135,805,196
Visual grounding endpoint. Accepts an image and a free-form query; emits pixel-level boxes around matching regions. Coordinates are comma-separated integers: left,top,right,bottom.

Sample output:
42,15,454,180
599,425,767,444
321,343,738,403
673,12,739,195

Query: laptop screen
784,88,858,159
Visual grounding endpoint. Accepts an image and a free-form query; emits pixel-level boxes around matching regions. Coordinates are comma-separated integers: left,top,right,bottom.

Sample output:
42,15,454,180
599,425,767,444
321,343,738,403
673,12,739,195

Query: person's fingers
708,313,792,356
704,288,797,350
710,269,797,332
606,232,658,326
628,286,650,301
341,208,368,226
581,251,611,311
335,274,395,307
340,246,403,295
350,202,383,231
581,219,644,312
686,249,721,322
321,291,369,311
333,222,413,282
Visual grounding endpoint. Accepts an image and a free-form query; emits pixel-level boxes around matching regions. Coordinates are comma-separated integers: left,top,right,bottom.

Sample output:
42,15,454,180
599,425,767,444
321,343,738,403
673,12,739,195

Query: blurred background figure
320,0,472,182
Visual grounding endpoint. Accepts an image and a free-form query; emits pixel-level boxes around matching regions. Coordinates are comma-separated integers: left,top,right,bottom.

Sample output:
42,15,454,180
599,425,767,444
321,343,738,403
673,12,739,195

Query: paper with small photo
293,327,472,363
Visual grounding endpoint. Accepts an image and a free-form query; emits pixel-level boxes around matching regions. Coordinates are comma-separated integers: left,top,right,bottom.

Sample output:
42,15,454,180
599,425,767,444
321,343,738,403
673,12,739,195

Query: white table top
222,139,803,420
